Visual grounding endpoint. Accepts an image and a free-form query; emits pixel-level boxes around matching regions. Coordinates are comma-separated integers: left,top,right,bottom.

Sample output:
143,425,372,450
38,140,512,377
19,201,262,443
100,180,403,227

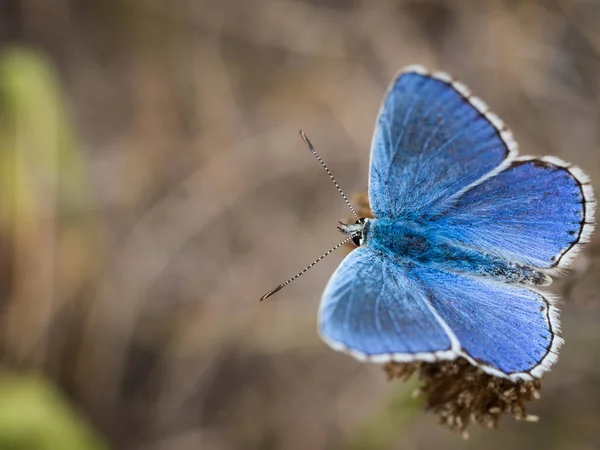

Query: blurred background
0,0,599,449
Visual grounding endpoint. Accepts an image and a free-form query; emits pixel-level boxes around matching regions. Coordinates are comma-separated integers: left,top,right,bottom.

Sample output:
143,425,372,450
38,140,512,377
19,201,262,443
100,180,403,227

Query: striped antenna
300,130,359,220
259,236,353,301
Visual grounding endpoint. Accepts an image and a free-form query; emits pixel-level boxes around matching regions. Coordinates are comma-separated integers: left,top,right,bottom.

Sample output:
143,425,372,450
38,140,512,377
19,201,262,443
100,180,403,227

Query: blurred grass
0,1,599,450
343,380,420,450
0,46,99,364
0,44,106,450
0,374,107,450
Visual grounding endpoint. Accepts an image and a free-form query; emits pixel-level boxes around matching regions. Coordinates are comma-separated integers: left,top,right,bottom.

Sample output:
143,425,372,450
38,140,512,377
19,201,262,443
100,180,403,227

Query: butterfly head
338,218,370,246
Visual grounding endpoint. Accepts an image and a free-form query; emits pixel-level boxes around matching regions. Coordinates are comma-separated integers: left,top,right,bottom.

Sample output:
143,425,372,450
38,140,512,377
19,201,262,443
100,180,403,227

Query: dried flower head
348,193,544,436
385,359,541,437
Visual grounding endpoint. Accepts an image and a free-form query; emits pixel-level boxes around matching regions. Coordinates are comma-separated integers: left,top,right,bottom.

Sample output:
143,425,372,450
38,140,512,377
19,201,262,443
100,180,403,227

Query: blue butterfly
264,65,596,381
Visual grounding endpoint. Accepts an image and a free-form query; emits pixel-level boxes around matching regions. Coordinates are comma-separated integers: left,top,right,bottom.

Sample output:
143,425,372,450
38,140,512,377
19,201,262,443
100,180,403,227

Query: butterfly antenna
259,236,353,301
299,130,359,220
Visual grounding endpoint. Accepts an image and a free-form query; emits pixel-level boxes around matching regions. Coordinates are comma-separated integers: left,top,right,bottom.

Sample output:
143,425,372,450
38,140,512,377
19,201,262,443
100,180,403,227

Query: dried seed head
385,358,542,434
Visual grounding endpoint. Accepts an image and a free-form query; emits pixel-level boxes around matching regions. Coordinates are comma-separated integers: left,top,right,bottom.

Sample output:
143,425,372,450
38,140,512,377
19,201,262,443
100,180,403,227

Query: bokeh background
0,1,599,449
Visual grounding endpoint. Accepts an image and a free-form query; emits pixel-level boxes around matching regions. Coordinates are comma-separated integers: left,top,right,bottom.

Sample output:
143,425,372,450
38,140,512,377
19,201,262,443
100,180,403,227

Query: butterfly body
363,218,550,286
318,65,596,381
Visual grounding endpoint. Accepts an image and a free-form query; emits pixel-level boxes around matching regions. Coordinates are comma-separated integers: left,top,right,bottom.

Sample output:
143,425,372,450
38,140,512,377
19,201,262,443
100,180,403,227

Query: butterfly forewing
368,67,516,219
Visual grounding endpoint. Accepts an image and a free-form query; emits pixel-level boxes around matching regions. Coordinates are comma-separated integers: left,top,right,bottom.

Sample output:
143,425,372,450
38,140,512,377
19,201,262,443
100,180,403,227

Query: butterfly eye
351,234,362,246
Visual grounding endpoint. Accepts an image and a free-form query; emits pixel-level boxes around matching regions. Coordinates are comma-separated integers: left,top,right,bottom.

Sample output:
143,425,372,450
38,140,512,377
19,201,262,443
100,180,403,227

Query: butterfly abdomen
435,244,551,286
365,218,550,286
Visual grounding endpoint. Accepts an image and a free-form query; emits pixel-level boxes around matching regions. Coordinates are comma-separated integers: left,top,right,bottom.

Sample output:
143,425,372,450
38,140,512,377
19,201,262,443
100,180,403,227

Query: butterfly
262,65,596,381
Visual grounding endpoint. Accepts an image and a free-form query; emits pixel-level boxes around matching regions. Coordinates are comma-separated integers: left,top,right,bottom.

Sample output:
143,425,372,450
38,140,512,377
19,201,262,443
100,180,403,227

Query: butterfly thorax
362,218,550,286
363,219,434,261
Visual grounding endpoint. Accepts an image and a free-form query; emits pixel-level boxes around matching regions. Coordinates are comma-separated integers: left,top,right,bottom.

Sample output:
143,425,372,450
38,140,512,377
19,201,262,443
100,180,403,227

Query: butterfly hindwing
369,66,516,219
320,249,559,379
434,156,595,270
413,267,560,379
319,247,455,361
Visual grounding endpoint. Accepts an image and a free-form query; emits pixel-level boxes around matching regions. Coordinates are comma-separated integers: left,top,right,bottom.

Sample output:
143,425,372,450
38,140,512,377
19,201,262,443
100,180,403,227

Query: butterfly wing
319,247,456,361
369,66,516,219
413,267,560,380
336,66,593,379
434,156,595,270
320,248,558,379
371,66,596,270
